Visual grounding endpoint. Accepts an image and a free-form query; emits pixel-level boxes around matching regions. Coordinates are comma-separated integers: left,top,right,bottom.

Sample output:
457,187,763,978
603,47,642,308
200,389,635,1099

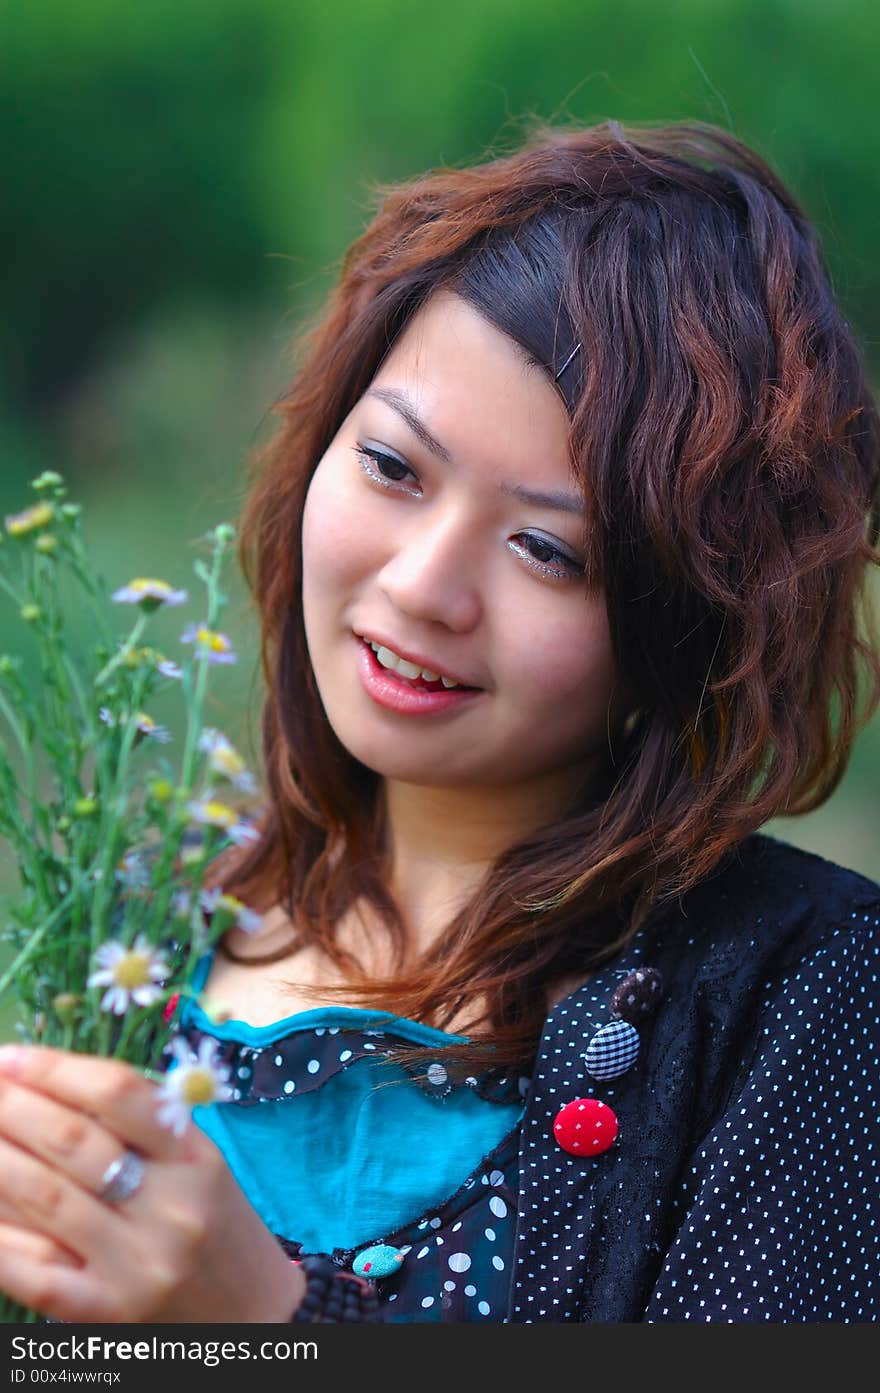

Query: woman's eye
352,442,584,583
512,535,585,582
353,444,416,489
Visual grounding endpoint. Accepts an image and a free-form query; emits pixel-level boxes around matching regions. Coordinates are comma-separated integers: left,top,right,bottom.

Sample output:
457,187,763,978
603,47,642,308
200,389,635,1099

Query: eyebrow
364,386,584,517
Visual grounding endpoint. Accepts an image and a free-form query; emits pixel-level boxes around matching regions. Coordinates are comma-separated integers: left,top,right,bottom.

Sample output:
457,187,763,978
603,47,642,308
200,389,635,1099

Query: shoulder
543,833,879,1120
721,828,879,908
652,830,880,984
652,833,879,1125
548,832,879,1032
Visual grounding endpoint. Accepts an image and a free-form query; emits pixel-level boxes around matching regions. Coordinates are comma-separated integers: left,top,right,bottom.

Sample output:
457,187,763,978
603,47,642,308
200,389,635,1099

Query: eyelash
351,444,584,583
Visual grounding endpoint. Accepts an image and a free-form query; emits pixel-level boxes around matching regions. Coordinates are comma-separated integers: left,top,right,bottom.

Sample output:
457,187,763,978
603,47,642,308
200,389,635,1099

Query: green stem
0,746,44,886
93,613,148,689
0,570,26,609
0,690,50,909
0,688,35,782
31,558,82,811
141,538,229,948
61,526,118,653
88,664,152,961
0,883,79,998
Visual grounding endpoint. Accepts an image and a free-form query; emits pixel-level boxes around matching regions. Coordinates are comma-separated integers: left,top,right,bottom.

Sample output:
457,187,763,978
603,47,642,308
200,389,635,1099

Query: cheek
302,459,364,597
512,607,618,712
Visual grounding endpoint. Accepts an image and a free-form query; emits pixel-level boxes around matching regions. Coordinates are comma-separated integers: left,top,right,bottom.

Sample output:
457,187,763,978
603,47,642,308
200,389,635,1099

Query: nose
376,507,482,632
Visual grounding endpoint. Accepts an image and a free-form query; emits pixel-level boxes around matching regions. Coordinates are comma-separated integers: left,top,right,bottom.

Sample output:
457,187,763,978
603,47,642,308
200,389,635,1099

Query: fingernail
0,1045,24,1075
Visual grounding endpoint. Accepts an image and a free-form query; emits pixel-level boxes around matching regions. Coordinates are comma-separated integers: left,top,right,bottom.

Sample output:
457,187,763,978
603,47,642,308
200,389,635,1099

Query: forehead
367,290,575,486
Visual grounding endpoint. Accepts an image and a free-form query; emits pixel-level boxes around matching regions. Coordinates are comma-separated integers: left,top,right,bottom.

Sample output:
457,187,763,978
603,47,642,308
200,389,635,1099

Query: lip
353,630,480,690
355,637,484,716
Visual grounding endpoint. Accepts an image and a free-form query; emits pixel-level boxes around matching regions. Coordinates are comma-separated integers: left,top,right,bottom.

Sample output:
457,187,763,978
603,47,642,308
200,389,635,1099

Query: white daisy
156,1036,233,1136
134,712,171,743
199,887,263,934
187,798,260,847
87,934,169,1015
98,708,171,743
197,729,258,794
111,578,188,611
180,623,237,665
169,890,206,934
113,850,152,890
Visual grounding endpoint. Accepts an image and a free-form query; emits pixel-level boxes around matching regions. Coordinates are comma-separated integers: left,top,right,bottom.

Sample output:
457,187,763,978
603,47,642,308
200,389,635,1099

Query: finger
0,1134,123,1262
0,1046,189,1162
0,1221,82,1269
0,1074,125,1199
0,1223,115,1323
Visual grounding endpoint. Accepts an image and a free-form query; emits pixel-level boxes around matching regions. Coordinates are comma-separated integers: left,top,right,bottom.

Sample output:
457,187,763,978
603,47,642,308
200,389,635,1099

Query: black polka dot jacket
153,829,879,1324
507,831,880,1322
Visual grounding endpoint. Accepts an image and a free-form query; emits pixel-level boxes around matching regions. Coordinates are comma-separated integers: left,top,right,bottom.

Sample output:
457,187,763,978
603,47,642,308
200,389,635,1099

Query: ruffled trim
160,1018,531,1106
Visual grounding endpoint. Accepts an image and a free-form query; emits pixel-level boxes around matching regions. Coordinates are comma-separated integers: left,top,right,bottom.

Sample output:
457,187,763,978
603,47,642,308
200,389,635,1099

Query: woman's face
301,289,630,809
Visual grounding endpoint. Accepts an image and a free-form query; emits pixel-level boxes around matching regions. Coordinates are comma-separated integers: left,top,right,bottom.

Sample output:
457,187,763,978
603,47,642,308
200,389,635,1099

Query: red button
162,991,181,1024
553,1097,619,1156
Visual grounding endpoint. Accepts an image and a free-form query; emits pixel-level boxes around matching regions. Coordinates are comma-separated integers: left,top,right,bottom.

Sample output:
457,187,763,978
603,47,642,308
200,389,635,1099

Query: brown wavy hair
199,117,880,1080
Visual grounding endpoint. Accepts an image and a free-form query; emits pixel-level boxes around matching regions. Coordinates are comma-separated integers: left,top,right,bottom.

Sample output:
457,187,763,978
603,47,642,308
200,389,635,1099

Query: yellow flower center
217,894,244,914
197,627,231,654
113,951,152,991
180,1067,219,1106
200,801,236,827
130,579,171,595
213,747,245,776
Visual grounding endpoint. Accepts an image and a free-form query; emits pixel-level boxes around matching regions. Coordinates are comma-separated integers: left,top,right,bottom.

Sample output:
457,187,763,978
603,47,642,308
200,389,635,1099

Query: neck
378,768,592,955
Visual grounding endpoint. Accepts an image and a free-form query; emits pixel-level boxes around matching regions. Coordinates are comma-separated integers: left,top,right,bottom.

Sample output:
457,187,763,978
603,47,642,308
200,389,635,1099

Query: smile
355,637,485,716
353,630,481,690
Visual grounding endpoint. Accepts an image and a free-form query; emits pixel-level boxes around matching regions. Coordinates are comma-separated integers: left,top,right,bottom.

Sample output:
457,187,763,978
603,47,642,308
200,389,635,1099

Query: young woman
0,118,878,1324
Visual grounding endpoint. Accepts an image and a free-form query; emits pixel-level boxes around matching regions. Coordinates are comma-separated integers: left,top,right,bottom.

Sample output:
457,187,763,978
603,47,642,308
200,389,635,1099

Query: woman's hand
0,1044,305,1323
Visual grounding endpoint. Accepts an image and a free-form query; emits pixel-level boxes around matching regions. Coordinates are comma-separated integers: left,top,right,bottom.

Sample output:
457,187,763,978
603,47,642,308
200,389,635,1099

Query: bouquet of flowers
0,472,264,1322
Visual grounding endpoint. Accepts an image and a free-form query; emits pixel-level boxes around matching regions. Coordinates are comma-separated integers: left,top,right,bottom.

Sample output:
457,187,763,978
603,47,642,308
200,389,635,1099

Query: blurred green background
2,0,879,1037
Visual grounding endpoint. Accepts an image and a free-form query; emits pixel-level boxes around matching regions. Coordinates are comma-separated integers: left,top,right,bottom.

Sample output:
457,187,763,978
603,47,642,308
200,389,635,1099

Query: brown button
609,966,664,1023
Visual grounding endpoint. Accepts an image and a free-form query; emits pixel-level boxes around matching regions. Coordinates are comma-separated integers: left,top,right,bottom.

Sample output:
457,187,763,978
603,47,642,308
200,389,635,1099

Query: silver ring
97,1149,146,1205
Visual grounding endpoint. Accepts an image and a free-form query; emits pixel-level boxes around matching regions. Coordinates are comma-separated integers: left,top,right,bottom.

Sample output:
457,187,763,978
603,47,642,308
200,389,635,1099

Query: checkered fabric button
581,1019,640,1080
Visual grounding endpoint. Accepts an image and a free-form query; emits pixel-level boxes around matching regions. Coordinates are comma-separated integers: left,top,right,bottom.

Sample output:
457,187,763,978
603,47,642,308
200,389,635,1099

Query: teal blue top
163,949,529,1321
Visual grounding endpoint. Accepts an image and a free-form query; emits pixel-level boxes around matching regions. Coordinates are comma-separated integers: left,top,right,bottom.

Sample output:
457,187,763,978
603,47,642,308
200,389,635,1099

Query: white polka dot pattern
643,926,880,1321
509,835,880,1322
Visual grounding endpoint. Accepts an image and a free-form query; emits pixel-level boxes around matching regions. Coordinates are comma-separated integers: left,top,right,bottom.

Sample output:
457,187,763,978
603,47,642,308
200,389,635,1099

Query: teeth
368,639,463,688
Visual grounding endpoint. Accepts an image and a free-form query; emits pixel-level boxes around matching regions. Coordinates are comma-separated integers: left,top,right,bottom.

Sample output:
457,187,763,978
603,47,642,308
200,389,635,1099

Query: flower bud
73,796,99,817
149,778,174,802
20,603,41,623
56,815,72,832
123,645,154,669
60,503,82,519
31,471,64,492
6,502,54,535
35,533,58,555
212,523,235,545
52,992,80,1019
